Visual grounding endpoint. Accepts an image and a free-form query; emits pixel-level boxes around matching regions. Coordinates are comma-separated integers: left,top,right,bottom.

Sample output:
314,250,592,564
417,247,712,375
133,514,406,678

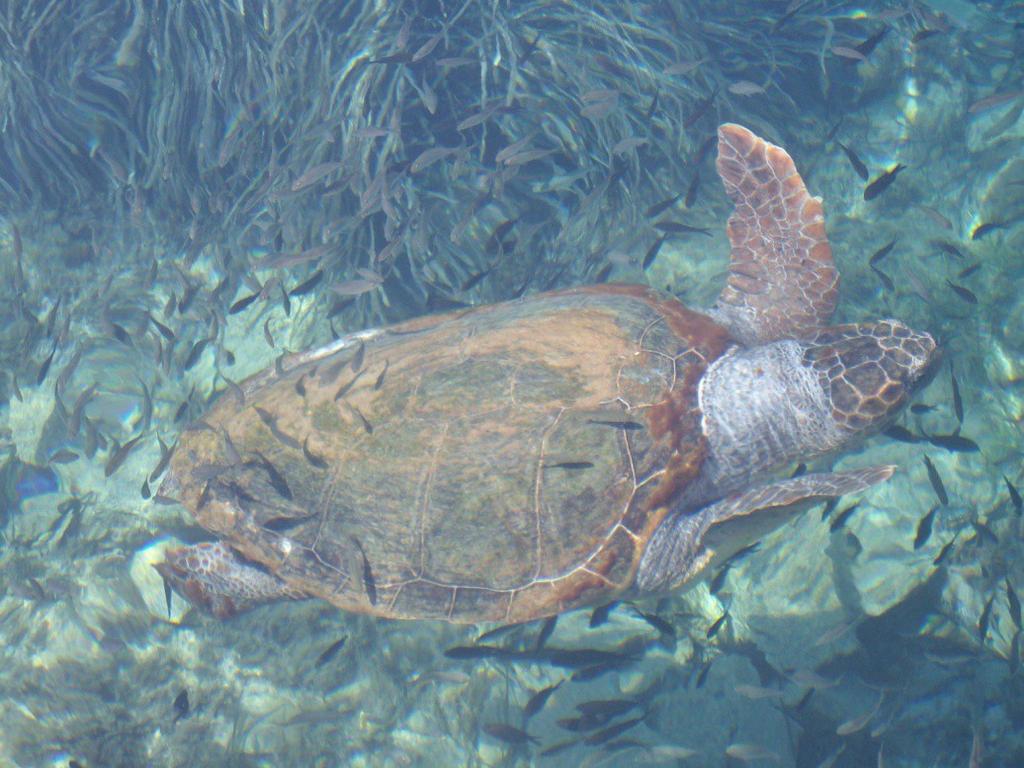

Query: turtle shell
165,284,731,623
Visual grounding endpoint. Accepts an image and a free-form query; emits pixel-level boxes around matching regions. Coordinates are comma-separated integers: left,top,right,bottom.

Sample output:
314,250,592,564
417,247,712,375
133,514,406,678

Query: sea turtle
154,124,938,623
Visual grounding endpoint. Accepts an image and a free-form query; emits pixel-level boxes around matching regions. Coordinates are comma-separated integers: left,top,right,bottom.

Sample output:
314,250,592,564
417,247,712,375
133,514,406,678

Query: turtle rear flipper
635,466,894,593
712,123,839,345
154,542,308,618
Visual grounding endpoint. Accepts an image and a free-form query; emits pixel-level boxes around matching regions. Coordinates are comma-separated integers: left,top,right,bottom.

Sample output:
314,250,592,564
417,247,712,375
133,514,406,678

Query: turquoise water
1,1,1022,766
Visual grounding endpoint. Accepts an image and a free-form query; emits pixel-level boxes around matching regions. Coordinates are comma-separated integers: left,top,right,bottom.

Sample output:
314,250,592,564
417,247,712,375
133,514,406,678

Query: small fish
829,502,860,532
351,406,374,434
684,89,718,128
350,341,366,372
653,219,712,236
183,338,210,371
644,193,681,220
916,204,952,230
524,681,562,718
148,313,175,341
1007,579,1022,630
957,262,981,279
253,451,292,500
483,723,538,745
864,164,906,201
725,743,779,762
291,161,342,192
105,434,145,478
926,432,979,453
374,359,389,390
971,521,998,547
314,636,347,667
695,659,713,687
643,235,667,271
914,506,938,550
36,344,57,386
968,90,1024,114
912,29,942,44
352,537,377,605
535,615,558,650
229,293,259,314
590,601,618,627
931,239,966,259
880,428,921,444
583,715,645,746
1005,476,1022,514
1011,632,1021,675
837,142,869,180
949,363,963,423
302,436,328,470
971,221,1004,240
910,403,936,414
832,45,867,61
634,609,675,638
290,270,324,297
946,280,978,305
577,698,638,719
333,368,367,401
871,265,894,291
979,594,995,644
869,239,897,266
253,406,302,450
933,535,958,566
48,448,79,464
728,80,766,96
684,170,701,207
836,693,882,735
707,609,729,639
588,419,643,431
173,689,190,722
923,456,949,505
545,461,595,470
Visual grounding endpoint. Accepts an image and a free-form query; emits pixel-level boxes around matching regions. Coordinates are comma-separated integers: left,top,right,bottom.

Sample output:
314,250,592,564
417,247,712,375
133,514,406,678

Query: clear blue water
1,1,1022,766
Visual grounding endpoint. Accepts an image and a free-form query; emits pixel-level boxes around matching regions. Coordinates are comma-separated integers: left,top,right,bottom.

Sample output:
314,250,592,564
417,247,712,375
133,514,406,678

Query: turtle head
803,320,939,437
694,320,937,502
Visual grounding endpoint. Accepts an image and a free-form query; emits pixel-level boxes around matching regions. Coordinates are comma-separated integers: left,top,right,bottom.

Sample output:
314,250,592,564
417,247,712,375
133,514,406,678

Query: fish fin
711,123,839,344
636,466,893,593
154,542,306,618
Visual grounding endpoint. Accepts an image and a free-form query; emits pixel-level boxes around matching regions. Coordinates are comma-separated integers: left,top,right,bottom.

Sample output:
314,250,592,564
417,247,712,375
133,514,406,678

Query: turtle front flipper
635,466,894,594
154,541,308,618
711,123,839,345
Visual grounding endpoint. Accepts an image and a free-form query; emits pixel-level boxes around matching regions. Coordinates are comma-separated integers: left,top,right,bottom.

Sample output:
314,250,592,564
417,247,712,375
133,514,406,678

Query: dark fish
583,715,645,746
971,221,1004,240
254,406,302,450
707,609,729,639
958,262,981,279
855,26,889,57
829,502,861,533
684,170,701,207
926,432,979,453
912,29,942,43
149,436,174,483
684,89,718,128
546,461,594,470
173,690,190,722
163,577,174,617
914,506,938,550
295,375,307,397
883,425,920,443
253,451,292,500
864,164,905,201
540,739,580,758
588,419,644,431
350,341,366,372
105,434,145,478
634,609,675,638
524,681,562,718
315,636,348,667
1007,579,1022,631
263,319,275,348
37,344,57,385
933,535,958,566
1005,476,1022,515
791,463,807,478
695,659,713,688
643,235,667,270
262,515,311,533
923,456,948,505
979,594,994,644
590,601,618,627
692,134,716,165
871,265,894,291
48,449,79,464
837,142,869,180
577,698,638,718
141,477,151,499
352,406,373,434
183,338,210,371
353,537,377,605
1011,631,1021,675
911,403,936,414
946,280,978,305
110,322,132,346
535,615,558,650
653,219,712,236
302,436,328,469
289,270,324,297
869,239,897,266
374,359,390,389
333,368,367,401
645,194,680,218
229,293,260,314
931,239,965,259
149,313,175,341
444,644,516,661
483,723,538,745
